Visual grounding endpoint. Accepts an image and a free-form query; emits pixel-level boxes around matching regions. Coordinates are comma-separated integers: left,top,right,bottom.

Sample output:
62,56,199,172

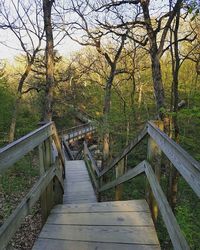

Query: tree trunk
43,0,54,122
8,96,21,143
8,62,33,142
150,53,165,114
168,7,181,212
141,1,165,118
102,78,112,167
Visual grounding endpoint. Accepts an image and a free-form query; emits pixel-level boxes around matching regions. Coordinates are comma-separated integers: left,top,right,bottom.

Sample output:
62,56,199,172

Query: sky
0,29,82,62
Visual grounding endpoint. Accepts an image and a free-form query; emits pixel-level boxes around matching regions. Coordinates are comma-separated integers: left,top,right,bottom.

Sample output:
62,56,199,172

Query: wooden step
33,200,160,250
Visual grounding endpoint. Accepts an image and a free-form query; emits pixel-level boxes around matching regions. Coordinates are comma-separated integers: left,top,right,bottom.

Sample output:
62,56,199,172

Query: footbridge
0,121,199,249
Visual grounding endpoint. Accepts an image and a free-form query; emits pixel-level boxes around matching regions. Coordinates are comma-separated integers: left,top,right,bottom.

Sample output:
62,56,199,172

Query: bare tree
42,0,55,122
93,0,186,120
0,0,44,142
60,0,128,166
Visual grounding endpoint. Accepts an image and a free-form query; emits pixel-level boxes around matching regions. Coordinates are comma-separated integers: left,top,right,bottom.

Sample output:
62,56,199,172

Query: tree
0,0,44,142
42,0,55,122
62,0,128,166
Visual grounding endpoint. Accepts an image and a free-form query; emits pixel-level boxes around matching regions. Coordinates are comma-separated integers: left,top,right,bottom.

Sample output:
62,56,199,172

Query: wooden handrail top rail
99,160,189,250
99,121,200,198
60,122,95,134
63,140,74,160
148,121,200,171
0,122,54,174
84,141,100,176
147,121,200,198
99,126,148,177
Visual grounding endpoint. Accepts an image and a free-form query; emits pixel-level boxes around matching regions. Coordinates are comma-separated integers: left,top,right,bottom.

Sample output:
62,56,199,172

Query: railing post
115,158,125,200
39,137,54,223
53,158,63,205
146,120,163,223
98,177,102,202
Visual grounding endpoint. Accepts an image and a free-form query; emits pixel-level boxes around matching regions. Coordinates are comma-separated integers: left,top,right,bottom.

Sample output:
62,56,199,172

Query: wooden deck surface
33,160,160,250
63,160,97,204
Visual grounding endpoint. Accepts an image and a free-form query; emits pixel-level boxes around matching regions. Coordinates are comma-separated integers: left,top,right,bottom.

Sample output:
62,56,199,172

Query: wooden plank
147,121,200,198
63,194,97,201
51,200,150,213
99,126,147,177
51,123,65,170
146,121,163,223
144,160,189,250
64,160,97,204
84,141,100,176
115,159,125,200
63,140,74,160
0,165,56,250
99,161,145,192
33,239,160,250
38,224,159,245
46,211,153,226
85,157,99,191
0,122,54,174
63,123,95,141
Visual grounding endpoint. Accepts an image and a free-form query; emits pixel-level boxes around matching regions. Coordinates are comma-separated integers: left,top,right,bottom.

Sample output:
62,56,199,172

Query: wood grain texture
33,199,160,249
33,238,160,250
37,224,159,245
51,200,149,213
46,211,153,226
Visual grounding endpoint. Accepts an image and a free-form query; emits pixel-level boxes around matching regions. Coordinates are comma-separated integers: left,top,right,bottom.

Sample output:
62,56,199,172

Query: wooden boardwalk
64,160,97,204
33,160,160,250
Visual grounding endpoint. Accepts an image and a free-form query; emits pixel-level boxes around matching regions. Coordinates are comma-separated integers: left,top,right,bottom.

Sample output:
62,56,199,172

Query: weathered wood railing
83,121,200,250
83,142,100,194
62,122,96,141
0,122,65,250
63,140,74,160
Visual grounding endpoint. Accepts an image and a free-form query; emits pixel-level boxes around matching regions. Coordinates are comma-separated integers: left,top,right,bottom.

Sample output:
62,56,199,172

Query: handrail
84,141,100,176
147,121,200,198
97,120,200,249
0,165,56,249
83,141,99,191
144,161,189,250
0,122,65,249
99,125,148,177
99,160,189,250
63,140,74,160
99,161,145,192
99,121,200,198
0,122,54,174
61,122,95,136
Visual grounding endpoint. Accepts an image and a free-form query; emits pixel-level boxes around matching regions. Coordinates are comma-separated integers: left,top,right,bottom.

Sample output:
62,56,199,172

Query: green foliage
0,77,14,141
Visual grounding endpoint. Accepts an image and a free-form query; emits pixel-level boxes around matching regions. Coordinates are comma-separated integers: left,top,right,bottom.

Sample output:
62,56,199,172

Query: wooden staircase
33,159,160,250
1,121,199,250
63,160,97,204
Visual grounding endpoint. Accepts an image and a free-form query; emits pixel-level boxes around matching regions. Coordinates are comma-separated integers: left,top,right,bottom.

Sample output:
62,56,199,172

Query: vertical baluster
146,120,163,223
39,137,54,223
115,158,125,200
